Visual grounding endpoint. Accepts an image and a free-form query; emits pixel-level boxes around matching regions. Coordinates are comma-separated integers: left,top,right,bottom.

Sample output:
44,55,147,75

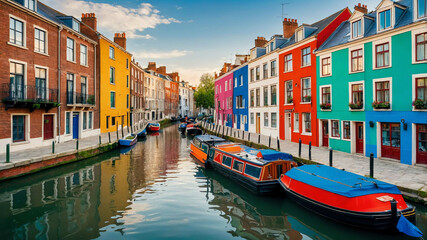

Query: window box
287,97,293,104
349,102,363,109
320,103,331,110
372,101,390,109
302,96,311,102
413,99,427,109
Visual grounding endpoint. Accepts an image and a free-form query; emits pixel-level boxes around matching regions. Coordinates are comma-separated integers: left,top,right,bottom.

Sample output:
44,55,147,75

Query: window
225,80,227,91
232,160,244,172
271,60,277,77
331,120,340,137
352,20,362,38
256,88,260,106
351,83,364,105
110,92,116,108
88,112,93,129
66,112,71,134
271,85,277,105
127,94,129,108
250,90,254,107
106,116,110,128
351,49,363,72
302,113,311,133
81,76,87,104
375,81,390,103
83,112,87,130
379,10,391,30
126,59,129,69
256,67,260,80
264,112,269,127
244,164,261,179
240,75,243,86
294,113,299,132
109,46,115,59
416,33,427,62
80,44,87,65
343,121,351,139
296,29,303,42
127,75,129,88
111,116,116,126
375,43,390,68
229,79,232,90
271,113,277,128
24,0,35,10
418,0,427,18
321,86,331,104
263,63,268,79
322,57,331,76
10,17,24,46
285,81,293,104
301,78,311,102
34,28,46,53
234,77,237,87
262,87,268,106
302,47,311,66
250,68,254,82
35,67,46,101
284,54,293,72
416,78,427,101
12,115,26,142
66,73,74,104
222,155,232,167
250,113,254,124
66,38,75,61
110,67,115,84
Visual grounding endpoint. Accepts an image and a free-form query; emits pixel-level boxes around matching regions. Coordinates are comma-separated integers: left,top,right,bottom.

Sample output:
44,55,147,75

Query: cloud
40,0,180,39
133,50,191,59
176,6,183,10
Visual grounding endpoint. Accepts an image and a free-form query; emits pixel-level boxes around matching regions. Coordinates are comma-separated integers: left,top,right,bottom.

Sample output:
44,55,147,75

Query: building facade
130,59,145,128
316,0,427,165
232,64,249,131
179,81,190,117
215,69,234,127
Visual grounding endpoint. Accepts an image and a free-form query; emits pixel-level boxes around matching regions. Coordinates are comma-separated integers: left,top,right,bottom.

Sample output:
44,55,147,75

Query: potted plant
349,102,363,109
303,96,311,102
372,101,390,109
287,97,293,104
320,103,331,110
413,99,427,110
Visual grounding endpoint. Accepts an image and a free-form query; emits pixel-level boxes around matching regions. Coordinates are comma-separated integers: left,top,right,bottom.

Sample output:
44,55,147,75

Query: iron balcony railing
1,83,58,103
66,91,95,105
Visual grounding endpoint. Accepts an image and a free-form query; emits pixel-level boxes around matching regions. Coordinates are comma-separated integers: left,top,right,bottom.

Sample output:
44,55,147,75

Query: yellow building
99,33,132,133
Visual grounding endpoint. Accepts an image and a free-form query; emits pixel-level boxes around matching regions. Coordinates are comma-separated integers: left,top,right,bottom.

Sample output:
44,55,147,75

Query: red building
278,8,351,146
130,59,145,128
167,72,180,118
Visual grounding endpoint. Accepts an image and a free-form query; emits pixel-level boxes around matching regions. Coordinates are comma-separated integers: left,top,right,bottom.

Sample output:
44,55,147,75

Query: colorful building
315,0,427,165
215,63,234,127
167,72,180,118
232,64,249,131
278,8,351,146
130,59,145,129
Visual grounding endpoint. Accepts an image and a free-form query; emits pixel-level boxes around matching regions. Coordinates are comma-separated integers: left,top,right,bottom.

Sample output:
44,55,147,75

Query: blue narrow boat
119,134,137,147
137,128,147,138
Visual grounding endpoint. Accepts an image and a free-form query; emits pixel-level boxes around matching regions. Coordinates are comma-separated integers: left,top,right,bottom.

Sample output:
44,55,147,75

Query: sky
40,0,380,86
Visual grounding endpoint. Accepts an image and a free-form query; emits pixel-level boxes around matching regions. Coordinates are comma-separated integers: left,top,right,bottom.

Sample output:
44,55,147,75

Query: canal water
0,124,425,240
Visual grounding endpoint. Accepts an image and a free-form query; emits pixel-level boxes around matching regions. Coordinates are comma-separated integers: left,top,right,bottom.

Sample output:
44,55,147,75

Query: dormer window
352,20,362,38
270,42,274,51
24,0,35,11
296,29,303,42
378,9,391,30
417,0,427,19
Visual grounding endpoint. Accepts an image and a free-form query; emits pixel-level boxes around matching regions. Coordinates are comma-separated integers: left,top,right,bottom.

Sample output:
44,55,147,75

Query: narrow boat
279,165,416,230
190,135,228,168
186,124,203,135
137,128,147,138
147,123,160,132
119,134,137,147
178,122,187,134
209,144,297,195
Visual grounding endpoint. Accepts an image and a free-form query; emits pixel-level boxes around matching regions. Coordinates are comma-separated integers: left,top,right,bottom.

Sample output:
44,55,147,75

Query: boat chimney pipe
390,199,398,226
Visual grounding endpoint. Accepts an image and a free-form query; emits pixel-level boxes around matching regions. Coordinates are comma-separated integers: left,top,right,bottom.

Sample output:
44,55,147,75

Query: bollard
226,127,228,136
242,131,245,140
370,153,374,178
238,131,240,139
269,135,271,148
309,142,312,160
258,134,261,144
99,136,101,145
329,148,333,167
52,141,55,154
298,139,302,157
6,144,10,163
76,140,79,150
277,137,280,151
248,133,251,142
122,127,124,138
222,126,225,137
116,130,119,140
108,132,111,143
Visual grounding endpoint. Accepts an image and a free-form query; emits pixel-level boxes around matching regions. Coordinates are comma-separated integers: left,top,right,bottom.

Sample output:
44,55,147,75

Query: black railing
1,83,58,103
66,92,95,105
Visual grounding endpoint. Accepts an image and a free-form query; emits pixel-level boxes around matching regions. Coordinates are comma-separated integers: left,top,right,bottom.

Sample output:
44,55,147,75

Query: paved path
202,122,427,202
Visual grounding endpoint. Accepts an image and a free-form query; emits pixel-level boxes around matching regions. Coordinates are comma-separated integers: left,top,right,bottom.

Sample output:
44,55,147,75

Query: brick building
130,59,145,129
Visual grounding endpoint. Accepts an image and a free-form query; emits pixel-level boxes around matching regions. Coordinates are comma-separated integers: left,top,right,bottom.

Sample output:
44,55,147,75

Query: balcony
1,83,58,111
66,92,95,107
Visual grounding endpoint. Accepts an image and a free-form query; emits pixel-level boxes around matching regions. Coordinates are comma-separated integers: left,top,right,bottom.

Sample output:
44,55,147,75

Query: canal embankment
200,122,427,205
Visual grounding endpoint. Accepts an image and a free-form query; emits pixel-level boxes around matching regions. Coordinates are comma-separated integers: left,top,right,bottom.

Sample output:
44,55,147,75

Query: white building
179,81,190,117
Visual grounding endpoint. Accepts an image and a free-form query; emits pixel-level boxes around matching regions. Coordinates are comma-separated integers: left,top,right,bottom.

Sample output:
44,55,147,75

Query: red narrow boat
279,165,416,230
147,123,160,132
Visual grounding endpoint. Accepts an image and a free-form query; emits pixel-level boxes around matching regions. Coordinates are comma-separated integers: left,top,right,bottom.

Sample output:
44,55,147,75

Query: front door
381,123,400,160
285,113,291,140
417,124,427,164
240,115,244,130
73,113,79,139
322,121,329,147
43,115,54,140
256,113,260,134
356,122,364,154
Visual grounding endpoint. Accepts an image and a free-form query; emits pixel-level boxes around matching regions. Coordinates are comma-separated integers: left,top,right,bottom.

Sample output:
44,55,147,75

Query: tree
194,73,215,113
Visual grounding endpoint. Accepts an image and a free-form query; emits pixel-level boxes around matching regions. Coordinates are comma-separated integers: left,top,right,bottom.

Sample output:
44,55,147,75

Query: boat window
232,160,244,173
222,155,232,167
277,164,283,177
193,138,201,148
201,143,208,153
244,164,262,179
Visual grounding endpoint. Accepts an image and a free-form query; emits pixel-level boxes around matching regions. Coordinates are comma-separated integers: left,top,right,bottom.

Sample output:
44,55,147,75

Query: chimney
354,3,368,14
283,18,298,38
114,32,127,50
157,66,166,74
215,72,218,79
148,62,156,71
254,37,268,48
81,13,97,31
167,72,180,82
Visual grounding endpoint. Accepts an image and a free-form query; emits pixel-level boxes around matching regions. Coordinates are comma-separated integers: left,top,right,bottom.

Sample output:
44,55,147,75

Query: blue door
73,113,79,139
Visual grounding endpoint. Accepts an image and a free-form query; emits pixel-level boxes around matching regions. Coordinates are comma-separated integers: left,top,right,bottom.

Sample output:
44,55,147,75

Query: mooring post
116,128,119,140
258,134,260,144
108,132,111,143
6,144,10,163
248,133,251,142
309,141,312,160
99,136,102,145
238,130,240,139
329,148,333,167
298,139,302,157
76,140,79,151
277,137,280,151
52,141,55,154
121,127,124,138
370,153,374,178
268,135,271,148
242,131,245,140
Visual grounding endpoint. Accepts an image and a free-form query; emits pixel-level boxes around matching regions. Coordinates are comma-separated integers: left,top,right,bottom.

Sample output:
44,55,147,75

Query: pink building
214,64,234,127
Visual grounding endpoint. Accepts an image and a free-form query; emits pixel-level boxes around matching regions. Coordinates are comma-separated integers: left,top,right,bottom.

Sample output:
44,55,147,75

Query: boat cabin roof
195,135,226,144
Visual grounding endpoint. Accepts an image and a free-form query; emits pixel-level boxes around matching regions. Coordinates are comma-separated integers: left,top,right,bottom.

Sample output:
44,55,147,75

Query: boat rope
359,178,379,188
293,167,362,188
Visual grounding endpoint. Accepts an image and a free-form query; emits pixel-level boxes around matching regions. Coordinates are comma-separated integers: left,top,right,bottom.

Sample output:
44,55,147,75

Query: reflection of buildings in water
0,166,101,240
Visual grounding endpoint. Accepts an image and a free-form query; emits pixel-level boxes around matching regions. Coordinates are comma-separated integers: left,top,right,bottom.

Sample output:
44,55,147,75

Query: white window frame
250,113,254,125
296,28,304,42
341,120,351,141
284,80,293,105
348,80,365,111
301,77,311,104
414,0,427,21
240,75,243,86
350,18,364,40
348,44,365,74
411,27,427,64
66,37,76,63
372,37,392,70
329,119,341,140
271,112,277,129
372,77,393,111
412,73,427,111
234,77,237,88
65,111,72,135
376,6,394,33
9,59,28,98
319,84,332,111
33,25,48,55
284,53,293,73
293,113,299,133
80,44,88,66
109,46,115,59
110,91,116,109
301,112,312,135
34,65,49,100
319,53,332,77
9,14,27,49
11,114,30,145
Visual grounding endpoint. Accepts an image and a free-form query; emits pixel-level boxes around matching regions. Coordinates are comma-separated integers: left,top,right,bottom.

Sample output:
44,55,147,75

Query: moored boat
147,123,160,132
186,124,203,135
190,135,228,168
279,165,416,230
137,128,147,138
209,144,297,195
119,134,137,147
178,122,187,134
